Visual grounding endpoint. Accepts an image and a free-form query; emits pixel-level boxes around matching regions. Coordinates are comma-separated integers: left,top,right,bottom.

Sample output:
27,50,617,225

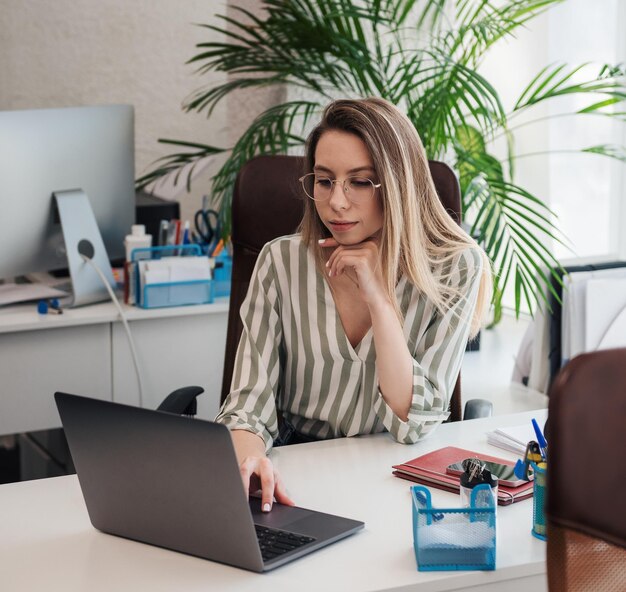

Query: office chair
220,154,491,423
158,386,205,416
545,348,626,591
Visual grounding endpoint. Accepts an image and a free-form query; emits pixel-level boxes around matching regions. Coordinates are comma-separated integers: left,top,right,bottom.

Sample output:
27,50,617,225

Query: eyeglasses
299,173,381,204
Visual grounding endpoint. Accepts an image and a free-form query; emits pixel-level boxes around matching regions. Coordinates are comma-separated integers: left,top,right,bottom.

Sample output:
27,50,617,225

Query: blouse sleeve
372,247,484,444
214,242,282,452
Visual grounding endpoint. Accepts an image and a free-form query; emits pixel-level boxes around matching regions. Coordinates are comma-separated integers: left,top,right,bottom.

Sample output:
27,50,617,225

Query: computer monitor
0,104,135,281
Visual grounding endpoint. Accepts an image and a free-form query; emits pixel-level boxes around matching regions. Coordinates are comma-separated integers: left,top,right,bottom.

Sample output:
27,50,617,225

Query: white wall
0,0,277,224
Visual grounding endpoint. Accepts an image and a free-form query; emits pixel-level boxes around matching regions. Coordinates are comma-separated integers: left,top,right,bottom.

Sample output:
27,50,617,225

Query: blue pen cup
412,485,496,571
531,462,547,540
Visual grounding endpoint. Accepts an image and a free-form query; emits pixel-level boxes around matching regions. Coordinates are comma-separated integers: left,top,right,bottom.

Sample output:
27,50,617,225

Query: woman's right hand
231,430,295,512
239,455,295,512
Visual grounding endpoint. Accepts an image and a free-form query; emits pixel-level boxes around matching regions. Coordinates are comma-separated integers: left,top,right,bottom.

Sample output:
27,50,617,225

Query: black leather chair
220,155,491,422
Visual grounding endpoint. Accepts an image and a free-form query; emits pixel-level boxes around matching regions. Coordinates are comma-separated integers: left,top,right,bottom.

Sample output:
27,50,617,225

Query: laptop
54,392,364,572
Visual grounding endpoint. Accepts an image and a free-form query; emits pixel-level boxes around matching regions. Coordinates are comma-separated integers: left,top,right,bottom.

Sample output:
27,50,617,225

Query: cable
80,255,145,406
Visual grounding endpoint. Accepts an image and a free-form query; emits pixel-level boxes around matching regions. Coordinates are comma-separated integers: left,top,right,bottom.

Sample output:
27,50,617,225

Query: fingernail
318,238,326,244
263,503,271,512
325,260,330,267
328,269,332,277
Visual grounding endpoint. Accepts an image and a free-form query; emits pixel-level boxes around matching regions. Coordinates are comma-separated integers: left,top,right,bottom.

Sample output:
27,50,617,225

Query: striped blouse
215,235,483,450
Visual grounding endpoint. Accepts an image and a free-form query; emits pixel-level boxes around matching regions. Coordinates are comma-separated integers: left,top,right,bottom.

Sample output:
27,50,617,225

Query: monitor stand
54,189,116,307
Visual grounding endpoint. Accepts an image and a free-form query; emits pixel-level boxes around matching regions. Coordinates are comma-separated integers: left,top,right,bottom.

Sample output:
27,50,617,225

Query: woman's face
313,130,384,246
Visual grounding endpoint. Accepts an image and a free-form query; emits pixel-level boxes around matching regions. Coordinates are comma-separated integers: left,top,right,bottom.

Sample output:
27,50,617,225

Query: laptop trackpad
250,498,313,530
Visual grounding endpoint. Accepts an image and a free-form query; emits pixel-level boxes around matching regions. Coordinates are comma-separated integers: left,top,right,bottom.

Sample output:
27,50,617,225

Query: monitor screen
0,104,135,280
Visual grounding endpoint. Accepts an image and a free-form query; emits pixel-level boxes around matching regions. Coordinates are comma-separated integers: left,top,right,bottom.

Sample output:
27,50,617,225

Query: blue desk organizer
131,245,214,309
212,251,232,298
412,485,496,571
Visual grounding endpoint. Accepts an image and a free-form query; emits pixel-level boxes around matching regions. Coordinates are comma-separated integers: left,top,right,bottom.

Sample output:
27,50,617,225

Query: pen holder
530,461,547,541
211,252,232,298
412,485,496,571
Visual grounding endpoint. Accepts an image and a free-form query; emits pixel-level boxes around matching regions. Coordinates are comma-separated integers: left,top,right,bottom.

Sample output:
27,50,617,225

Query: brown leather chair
546,348,626,591
220,155,475,422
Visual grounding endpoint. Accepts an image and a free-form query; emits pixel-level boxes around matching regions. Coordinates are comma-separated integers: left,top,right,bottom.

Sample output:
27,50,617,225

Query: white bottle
124,224,152,261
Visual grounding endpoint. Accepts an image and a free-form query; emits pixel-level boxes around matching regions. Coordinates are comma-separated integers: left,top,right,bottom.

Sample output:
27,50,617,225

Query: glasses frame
298,172,382,203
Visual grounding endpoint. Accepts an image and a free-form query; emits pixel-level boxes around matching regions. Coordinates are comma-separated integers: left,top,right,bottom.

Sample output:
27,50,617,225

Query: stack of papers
562,267,626,365
0,282,69,306
486,424,536,456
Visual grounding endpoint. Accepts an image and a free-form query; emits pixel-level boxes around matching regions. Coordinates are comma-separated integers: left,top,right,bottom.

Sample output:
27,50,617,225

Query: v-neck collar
320,270,408,361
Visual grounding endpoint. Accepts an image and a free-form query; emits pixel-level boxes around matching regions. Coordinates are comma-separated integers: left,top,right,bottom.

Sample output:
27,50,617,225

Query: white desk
0,410,548,591
0,300,229,435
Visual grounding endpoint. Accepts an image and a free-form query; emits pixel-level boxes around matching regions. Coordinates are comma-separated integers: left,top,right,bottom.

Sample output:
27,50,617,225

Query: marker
211,238,224,258
181,221,191,246
158,220,169,247
531,418,548,461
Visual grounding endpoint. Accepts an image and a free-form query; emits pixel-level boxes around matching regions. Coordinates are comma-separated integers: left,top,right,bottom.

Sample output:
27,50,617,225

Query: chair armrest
462,398,493,420
157,386,204,416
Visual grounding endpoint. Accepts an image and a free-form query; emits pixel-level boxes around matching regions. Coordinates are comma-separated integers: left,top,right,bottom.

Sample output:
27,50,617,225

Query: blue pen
181,221,191,250
531,418,548,461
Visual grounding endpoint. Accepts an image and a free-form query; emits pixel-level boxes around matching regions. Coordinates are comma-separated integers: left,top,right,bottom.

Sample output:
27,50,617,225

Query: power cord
80,255,145,406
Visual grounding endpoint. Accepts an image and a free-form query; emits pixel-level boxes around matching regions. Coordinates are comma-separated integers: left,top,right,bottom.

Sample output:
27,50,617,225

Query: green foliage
138,0,626,319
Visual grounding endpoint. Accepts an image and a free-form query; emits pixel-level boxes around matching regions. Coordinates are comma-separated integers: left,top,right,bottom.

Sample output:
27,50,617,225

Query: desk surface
0,410,548,592
0,298,229,334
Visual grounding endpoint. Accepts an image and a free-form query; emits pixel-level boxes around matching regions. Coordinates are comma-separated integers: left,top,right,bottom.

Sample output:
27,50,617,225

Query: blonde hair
299,97,492,337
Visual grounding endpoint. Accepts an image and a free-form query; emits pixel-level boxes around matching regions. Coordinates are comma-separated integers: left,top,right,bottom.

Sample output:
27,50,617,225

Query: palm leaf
135,140,225,192
581,144,626,162
209,100,321,235
137,0,626,320
514,62,626,111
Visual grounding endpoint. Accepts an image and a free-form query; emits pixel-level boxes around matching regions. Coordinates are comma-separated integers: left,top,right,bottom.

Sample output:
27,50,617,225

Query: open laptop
54,392,364,572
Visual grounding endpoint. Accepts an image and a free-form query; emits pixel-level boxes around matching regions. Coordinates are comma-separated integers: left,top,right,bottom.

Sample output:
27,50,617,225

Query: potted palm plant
137,0,626,323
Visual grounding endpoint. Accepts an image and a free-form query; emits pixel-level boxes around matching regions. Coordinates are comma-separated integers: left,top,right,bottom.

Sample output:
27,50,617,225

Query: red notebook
392,446,533,506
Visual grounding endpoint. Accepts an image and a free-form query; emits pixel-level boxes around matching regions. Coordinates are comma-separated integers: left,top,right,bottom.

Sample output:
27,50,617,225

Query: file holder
131,245,214,309
530,462,547,540
411,485,496,571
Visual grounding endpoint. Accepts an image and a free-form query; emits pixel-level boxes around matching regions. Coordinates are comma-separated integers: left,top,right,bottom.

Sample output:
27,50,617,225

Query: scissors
194,207,220,249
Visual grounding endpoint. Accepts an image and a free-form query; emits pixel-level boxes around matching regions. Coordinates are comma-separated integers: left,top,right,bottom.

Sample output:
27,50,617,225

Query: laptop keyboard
255,524,316,562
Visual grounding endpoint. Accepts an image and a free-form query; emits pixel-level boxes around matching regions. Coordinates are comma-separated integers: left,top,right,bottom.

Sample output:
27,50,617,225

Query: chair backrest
546,348,626,591
221,155,463,421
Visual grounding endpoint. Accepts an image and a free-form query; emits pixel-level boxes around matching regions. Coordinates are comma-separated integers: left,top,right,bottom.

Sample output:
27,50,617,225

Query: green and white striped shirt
216,235,483,450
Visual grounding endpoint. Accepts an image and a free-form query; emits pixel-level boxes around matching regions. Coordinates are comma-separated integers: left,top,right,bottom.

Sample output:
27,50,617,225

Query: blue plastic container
131,245,214,309
212,251,232,298
412,485,496,571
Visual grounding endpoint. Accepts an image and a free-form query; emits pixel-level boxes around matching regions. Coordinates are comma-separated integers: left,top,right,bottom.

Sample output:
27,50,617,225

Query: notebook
486,424,537,456
392,446,534,506
55,392,364,572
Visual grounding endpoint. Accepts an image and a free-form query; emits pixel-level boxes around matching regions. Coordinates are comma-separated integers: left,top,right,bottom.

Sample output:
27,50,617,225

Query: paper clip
463,457,485,482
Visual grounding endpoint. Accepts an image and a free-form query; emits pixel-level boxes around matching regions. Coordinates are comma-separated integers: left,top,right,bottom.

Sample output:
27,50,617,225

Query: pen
531,418,548,461
211,238,224,258
181,221,191,246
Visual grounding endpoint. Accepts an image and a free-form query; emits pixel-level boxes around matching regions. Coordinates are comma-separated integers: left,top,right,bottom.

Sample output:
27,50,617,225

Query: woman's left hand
319,237,387,305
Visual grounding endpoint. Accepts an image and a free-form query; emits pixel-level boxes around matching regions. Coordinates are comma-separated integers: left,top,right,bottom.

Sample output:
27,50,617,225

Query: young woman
215,97,492,512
